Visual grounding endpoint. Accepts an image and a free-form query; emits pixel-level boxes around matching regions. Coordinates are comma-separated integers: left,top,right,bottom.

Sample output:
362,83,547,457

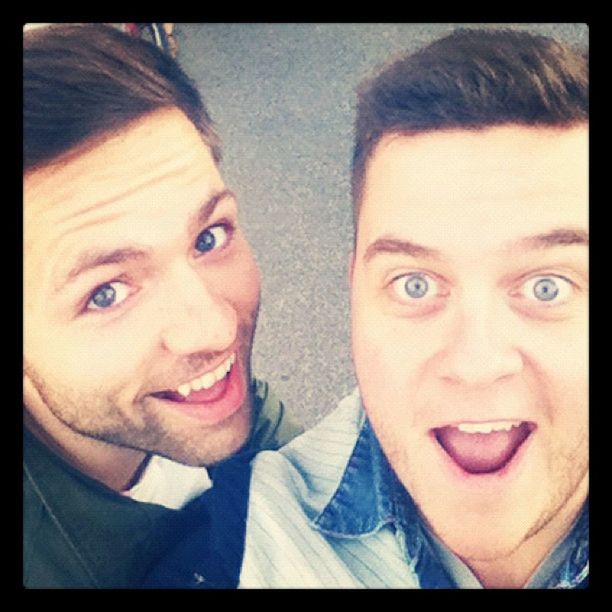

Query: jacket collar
24,426,175,587
311,408,589,589
311,415,409,537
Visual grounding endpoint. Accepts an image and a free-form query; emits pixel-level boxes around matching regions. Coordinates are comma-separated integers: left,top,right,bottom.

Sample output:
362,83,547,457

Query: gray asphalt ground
174,23,588,429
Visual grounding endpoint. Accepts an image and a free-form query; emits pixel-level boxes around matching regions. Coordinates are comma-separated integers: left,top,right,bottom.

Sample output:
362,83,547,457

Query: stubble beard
370,407,588,565
24,304,261,467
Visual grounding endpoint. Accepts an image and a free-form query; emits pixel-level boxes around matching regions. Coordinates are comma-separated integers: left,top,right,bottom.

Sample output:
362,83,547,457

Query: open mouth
433,420,536,475
148,352,246,426
151,353,236,405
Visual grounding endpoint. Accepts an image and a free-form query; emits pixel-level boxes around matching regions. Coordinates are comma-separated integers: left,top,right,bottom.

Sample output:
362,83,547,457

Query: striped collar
311,401,589,588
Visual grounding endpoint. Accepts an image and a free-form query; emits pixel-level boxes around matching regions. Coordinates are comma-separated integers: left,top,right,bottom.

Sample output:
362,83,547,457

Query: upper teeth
177,353,235,398
456,421,521,434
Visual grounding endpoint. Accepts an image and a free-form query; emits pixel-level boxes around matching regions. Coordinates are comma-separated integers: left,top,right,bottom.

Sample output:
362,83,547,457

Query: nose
159,264,237,356
436,298,523,388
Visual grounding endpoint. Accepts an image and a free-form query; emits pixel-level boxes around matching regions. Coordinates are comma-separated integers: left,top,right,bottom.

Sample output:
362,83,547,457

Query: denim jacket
240,389,588,588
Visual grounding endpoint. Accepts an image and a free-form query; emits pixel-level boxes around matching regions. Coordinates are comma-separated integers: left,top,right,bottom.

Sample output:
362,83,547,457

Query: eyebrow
54,188,234,293
511,228,589,251
363,228,588,264
363,237,443,263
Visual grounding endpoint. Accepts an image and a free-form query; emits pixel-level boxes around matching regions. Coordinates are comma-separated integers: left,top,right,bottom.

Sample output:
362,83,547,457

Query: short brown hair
352,28,589,222
24,23,221,173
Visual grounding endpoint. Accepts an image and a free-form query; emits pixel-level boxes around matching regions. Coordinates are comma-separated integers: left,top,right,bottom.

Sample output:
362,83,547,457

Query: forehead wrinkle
54,160,201,226
54,247,152,294
28,115,209,229
27,154,210,257
52,188,234,295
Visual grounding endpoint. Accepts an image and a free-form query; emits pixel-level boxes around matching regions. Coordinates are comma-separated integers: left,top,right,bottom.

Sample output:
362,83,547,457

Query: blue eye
87,282,129,311
196,225,229,253
403,274,429,298
518,275,573,306
391,272,443,305
533,278,559,301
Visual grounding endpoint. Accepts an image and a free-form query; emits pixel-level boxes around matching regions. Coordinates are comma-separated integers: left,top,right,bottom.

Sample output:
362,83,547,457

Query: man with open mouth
23,24,302,588
235,28,589,588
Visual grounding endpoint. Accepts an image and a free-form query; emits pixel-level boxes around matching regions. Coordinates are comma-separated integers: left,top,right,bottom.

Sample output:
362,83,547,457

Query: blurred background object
121,23,177,57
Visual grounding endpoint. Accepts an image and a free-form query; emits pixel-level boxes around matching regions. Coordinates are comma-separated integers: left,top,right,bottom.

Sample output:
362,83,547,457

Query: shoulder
245,379,305,452
23,463,98,587
250,388,363,513
240,390,365,587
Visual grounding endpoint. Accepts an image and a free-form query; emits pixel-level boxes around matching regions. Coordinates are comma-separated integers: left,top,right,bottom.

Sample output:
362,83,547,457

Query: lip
179,352,236,394
429,422,537,488
150,353,246,426
431,417,533,430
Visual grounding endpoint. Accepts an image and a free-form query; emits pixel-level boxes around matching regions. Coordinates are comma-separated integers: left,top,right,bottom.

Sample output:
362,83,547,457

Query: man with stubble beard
23,23,302,588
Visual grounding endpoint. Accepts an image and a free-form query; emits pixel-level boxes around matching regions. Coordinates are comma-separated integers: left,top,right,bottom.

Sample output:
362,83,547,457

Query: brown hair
24,23,221,172
352,28,589,221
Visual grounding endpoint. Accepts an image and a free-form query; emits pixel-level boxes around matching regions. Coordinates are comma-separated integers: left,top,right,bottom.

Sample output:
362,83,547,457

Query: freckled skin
24,109,261,489
351,125,588,587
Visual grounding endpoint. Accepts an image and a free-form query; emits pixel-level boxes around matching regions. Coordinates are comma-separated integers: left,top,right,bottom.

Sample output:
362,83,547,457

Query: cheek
520,322,588,413
25,296,155,397
352,299,430,420
217,239,261,312
28,326,145,391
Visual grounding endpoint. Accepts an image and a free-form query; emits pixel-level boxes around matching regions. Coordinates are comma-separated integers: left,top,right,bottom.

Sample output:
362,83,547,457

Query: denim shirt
240,389,589,588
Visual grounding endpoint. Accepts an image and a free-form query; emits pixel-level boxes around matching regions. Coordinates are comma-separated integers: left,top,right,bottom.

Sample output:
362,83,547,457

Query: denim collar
311,415,455,587
311,412,589,589
311,415,397,537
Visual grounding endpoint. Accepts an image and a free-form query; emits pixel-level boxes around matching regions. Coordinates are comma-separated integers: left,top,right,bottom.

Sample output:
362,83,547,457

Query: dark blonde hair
24,23,221,172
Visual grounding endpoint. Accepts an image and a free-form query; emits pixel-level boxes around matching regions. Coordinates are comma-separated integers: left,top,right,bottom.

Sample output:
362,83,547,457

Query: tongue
435,423,530,474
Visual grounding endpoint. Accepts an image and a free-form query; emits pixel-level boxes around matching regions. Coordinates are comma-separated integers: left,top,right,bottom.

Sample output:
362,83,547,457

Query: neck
466,478,588,588
24,407,147,492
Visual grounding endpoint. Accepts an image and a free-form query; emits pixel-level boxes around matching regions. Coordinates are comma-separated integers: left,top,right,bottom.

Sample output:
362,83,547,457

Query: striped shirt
240,388,589,588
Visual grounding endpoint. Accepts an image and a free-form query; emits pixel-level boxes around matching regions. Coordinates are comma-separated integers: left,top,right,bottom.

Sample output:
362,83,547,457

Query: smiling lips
149,351,247,426
152,353,236,404
435,421,534,474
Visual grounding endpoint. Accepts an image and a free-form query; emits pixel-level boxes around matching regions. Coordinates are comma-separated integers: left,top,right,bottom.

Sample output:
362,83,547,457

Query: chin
427,510,530,563
447,534,522,564
195,405,253,465
151,399,253,467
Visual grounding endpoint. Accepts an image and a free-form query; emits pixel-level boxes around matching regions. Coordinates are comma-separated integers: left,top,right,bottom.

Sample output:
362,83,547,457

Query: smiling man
236,29,589,588
23,24,301,588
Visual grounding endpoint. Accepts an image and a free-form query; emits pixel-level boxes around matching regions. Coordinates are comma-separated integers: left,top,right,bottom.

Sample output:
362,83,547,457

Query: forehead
358,125,588,252
24,108,221,252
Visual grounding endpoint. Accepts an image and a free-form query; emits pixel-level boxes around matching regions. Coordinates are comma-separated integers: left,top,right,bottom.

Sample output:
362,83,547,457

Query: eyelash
84,279,132,314
82,221,235,315
390,272,444,299
388,271,449,316
194,221,235,257
510,273,576,306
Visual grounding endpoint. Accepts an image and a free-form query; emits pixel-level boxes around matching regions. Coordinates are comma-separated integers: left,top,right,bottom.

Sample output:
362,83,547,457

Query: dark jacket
23,380,303,588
